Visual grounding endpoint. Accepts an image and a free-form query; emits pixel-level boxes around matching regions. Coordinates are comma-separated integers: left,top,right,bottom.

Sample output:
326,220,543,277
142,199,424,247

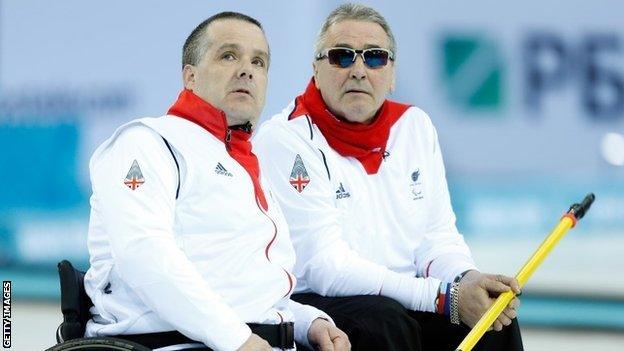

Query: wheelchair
46,260,295,351
45,260,151,351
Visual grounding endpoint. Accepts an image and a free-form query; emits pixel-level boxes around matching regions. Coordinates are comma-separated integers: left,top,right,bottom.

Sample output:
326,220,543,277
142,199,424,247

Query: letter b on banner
582,34,624,118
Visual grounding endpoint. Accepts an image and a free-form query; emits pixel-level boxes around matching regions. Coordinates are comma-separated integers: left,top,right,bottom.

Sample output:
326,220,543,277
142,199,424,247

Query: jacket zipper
224,129,232,151
257,197,294,298
224,126,293,297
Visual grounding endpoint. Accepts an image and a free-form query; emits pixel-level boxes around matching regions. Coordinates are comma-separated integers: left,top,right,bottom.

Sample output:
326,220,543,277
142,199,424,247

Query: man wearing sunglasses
254,4,523,351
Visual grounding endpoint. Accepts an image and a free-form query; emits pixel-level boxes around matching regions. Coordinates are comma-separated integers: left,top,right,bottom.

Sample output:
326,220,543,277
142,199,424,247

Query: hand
457,271,521,331
308,318,351,351
237,333,272,351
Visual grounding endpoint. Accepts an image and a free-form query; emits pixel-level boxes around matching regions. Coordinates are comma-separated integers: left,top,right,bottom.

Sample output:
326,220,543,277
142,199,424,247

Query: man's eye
252,58,265,68
222,53,236,61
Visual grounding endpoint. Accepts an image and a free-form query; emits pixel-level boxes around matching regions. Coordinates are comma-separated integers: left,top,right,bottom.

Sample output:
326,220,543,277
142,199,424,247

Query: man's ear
389,66,396,93
183,64,196,90
312,61,319,87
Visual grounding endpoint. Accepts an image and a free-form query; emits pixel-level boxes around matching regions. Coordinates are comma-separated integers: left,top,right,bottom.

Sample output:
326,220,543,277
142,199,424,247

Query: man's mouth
344,89,369,95
231,88,253,97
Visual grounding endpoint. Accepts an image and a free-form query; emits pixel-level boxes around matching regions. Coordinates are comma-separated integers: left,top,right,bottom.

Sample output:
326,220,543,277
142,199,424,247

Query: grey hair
314,3,396,58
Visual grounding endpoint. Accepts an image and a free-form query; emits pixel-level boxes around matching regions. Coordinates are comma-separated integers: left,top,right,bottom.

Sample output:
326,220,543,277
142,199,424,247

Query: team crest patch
289,154,310,193
124,160,145,190
410,169,423,200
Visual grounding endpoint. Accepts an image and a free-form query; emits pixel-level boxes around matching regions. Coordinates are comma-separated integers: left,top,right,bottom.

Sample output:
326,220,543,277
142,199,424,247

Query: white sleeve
254,122,440,313
414,120,478,283
91,126,250,351
289,300,334,350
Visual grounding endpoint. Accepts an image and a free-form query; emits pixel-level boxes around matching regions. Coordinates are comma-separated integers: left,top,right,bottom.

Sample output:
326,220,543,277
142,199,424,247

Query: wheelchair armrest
57,260,94,341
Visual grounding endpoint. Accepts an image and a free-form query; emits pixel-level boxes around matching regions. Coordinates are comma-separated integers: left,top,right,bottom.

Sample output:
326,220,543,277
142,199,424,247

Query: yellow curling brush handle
455,193,595,351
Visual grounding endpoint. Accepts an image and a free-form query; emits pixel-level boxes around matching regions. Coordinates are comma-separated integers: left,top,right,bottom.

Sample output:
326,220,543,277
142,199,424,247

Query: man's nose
349,54,367,80
237,61,254,80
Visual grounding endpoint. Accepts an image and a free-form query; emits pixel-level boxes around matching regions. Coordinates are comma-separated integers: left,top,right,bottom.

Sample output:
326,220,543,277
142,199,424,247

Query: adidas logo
335,182,351,199
215,162,233,177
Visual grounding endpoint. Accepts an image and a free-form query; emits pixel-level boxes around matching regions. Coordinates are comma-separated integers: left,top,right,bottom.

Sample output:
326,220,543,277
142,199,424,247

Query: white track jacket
253,98,478,314
84,91,329,351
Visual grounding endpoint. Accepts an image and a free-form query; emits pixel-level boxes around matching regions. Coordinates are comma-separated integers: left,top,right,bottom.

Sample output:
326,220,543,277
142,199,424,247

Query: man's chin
341,105,377,124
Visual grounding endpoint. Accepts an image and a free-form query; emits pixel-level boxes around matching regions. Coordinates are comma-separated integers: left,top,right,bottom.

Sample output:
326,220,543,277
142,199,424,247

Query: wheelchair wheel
45,337,152,351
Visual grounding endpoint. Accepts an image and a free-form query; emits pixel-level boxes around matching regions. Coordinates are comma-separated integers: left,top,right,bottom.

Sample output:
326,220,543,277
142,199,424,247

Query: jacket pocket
93,264,118,324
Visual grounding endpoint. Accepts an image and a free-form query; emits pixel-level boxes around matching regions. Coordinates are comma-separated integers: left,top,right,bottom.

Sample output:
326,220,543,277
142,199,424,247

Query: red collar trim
168,89,238,142
167,89,267,210
291,79,411,174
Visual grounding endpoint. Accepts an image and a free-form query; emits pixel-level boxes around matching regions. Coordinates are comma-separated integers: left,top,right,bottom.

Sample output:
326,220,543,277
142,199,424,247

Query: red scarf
290,79,410,174
167,89,268,210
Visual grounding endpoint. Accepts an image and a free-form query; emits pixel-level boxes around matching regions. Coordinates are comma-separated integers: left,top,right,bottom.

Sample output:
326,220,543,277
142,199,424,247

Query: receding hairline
182,12,268,68
322,21,393,48
200,17,268,50
314,4,397,58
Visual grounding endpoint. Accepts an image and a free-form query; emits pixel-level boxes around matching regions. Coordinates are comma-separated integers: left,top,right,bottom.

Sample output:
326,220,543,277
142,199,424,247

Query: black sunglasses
315,47,395,69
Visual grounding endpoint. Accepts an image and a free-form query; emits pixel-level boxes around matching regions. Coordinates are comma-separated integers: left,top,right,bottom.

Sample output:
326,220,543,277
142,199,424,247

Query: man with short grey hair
254,4,523,350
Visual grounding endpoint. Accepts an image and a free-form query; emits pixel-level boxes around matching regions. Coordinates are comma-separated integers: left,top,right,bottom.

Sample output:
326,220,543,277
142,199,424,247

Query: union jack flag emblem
289,154,310,193
124,159,145,190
